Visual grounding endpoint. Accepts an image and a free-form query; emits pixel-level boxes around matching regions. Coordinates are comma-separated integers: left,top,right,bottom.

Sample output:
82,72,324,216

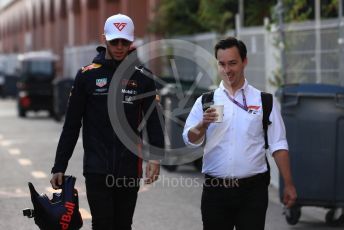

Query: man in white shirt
183,37,297,230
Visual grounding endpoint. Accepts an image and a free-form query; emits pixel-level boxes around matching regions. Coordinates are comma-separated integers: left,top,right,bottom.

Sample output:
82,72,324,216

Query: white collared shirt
182,80,289,179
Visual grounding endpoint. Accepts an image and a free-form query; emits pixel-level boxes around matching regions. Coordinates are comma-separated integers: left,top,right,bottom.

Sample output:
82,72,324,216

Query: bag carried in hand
23,175,83,230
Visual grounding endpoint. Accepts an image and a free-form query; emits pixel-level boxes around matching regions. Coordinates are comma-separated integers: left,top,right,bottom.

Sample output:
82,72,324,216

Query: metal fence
63,44,98,78
234,27,268,91
166,32,219,89
283,19,343,85
169,18,344,91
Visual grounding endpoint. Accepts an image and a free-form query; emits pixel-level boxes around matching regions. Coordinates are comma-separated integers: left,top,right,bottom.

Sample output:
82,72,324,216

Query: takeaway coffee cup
210,105,224,123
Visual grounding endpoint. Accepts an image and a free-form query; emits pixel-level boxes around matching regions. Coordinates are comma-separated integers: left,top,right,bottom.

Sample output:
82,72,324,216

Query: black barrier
3,74,18,98
53,78,74,122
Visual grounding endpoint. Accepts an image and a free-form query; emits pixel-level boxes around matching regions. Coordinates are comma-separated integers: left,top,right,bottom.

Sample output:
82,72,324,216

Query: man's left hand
283,184,297,208
273,150,297,208
144,160,160,184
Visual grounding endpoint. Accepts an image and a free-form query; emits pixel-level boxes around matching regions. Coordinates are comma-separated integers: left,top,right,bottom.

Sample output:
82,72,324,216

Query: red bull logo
60,202,75,230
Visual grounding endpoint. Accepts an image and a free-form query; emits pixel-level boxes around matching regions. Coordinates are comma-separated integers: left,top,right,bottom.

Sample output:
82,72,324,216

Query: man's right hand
202,107,218,128
50,172,64,189
187,108,218,144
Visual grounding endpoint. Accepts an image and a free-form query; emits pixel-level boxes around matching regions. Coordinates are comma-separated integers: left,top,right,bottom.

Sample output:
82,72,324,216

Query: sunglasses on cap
108,39,131,47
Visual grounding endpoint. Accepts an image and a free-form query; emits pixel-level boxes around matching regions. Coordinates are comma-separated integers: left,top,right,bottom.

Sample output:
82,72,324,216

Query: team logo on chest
96,78,107,88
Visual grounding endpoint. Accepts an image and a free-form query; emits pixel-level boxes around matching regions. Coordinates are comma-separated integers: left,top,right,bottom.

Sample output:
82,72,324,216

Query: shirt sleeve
51,70,86,173
268,97,289,155
182,96,205,147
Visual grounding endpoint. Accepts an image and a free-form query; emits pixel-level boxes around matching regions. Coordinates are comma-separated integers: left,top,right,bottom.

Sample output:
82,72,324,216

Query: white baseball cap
104,14,134,42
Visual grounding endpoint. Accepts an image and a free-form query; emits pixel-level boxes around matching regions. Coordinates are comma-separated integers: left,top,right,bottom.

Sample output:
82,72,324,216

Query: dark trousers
85,174,140,230
201,174,269,230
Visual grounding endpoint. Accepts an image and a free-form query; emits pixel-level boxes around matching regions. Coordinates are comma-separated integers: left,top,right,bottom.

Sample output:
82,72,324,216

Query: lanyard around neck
224,89,248,111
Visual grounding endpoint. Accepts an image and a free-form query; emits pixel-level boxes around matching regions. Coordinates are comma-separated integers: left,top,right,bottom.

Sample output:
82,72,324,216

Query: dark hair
214,37,247,61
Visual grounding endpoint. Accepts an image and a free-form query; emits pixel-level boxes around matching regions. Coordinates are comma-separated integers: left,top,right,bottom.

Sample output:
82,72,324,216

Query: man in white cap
50,14,164,230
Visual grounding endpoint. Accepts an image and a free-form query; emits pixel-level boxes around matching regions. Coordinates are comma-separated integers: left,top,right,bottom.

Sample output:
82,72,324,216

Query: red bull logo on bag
60,201,75,230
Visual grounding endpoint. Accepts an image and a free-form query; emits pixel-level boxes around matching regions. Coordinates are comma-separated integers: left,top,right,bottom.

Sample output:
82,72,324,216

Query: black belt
204,171,269,188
